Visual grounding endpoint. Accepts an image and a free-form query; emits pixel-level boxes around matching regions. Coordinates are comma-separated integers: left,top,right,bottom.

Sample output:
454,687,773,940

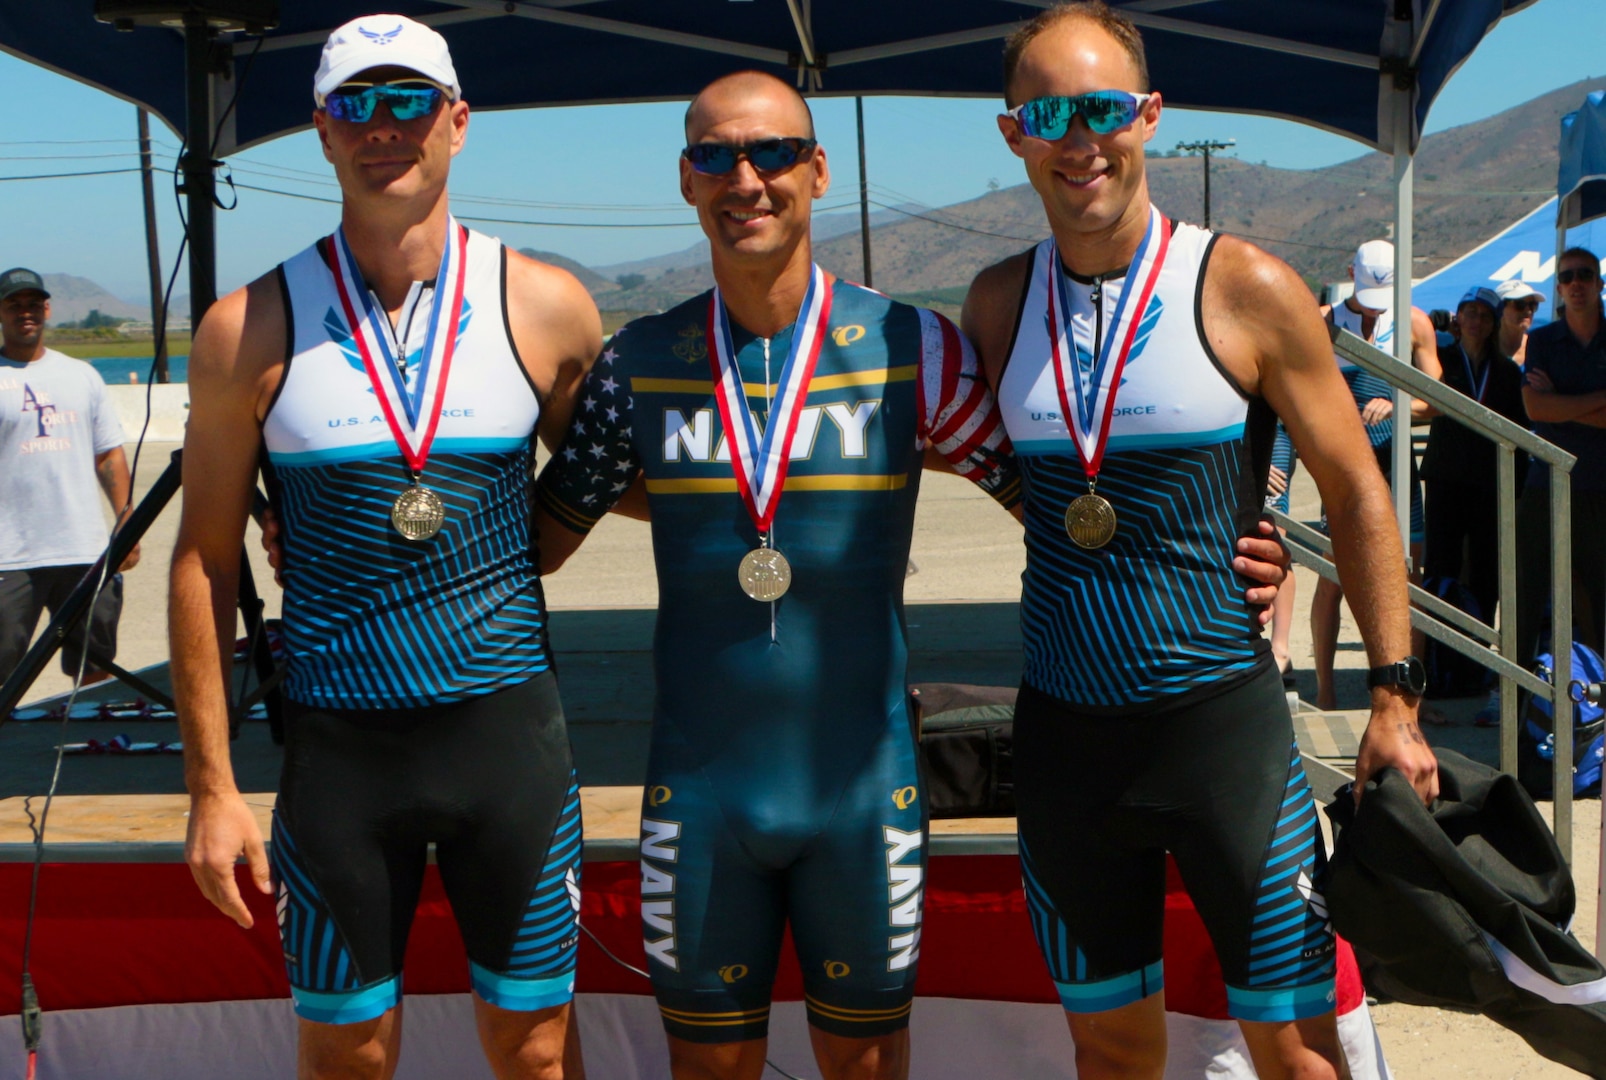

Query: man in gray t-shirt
0,267,139,686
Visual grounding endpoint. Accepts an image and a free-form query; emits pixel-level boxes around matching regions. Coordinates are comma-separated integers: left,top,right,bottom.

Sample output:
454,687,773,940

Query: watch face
1403,656,1427,696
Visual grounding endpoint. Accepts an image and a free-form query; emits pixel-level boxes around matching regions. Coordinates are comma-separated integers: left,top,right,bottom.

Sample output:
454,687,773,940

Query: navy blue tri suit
261,226,581,1024
994,215,1338,1023
536,279,1018,1042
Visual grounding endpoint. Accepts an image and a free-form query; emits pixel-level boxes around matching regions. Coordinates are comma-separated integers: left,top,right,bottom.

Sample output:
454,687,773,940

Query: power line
0,167,142,181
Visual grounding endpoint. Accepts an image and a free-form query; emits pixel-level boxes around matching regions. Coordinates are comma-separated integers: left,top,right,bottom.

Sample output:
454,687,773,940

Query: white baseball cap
1495,278,1543,304
314,14,460,107
1351,239,1395,311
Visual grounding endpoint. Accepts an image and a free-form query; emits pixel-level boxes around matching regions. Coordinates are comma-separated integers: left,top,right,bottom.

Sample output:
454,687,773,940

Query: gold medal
738,547,792,601
1064,492,1117,549
392,484,446,542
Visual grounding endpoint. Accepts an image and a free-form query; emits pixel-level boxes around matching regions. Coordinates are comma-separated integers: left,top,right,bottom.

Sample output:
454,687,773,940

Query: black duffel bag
910,683,1016,818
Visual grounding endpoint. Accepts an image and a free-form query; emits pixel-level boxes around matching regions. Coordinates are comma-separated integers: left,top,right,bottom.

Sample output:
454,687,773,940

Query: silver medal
738,546,792,601
392,484,446,541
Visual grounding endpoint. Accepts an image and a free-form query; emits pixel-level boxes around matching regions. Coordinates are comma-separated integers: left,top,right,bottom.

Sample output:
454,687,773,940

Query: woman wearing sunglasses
1514,247,1606,673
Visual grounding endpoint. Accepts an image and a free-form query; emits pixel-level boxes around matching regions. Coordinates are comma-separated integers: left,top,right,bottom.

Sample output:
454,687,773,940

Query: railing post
1550,466,1573,863
1498,447,1519,774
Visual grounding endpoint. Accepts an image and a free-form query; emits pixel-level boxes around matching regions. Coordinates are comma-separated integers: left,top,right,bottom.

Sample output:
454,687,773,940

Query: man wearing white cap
1310,239,1440,710
170,14,599,1078
1495,278,1542,365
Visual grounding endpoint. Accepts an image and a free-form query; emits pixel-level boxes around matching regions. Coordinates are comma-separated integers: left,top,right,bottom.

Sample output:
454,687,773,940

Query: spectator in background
1428,308,1455,347
1420,287,1528,723
1495,278,1542,365
0,267,138,687
1515,247,1606,670
1311,239,1440,710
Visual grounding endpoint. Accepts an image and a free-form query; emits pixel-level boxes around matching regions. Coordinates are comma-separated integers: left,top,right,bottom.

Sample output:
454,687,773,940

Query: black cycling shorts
271,672,582,1024
1013,664,1337,1023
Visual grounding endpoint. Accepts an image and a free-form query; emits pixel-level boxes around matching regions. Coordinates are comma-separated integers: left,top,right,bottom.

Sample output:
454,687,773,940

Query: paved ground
4,439,1602,1078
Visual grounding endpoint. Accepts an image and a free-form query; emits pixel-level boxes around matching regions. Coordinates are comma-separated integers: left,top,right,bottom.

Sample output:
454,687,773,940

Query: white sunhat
1494,278,1543,304
314,14,461,107
1351,239,1395,311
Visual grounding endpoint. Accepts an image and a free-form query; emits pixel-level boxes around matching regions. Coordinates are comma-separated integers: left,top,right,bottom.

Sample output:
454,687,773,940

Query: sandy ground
14,440,1605,1078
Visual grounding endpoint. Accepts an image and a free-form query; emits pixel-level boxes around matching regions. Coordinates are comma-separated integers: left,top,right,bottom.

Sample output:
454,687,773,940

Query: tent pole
856,96,873,288
182,11,218,330
1390,90,1412,554
136,107,168,384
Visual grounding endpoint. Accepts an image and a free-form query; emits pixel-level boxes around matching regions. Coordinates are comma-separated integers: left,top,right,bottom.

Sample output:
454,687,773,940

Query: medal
738,546,793,601
1047,203,1172,550
328,216,469,541
708,264,833,602
1065,491,1118,549
392,482,446,541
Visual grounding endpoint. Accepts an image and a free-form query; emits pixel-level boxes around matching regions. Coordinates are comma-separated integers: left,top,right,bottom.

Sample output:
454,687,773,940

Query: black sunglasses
682,138,817,176
1557,267,1599,285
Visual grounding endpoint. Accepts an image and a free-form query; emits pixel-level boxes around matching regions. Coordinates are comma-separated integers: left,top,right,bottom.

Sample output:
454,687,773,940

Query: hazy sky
2,0,1603,302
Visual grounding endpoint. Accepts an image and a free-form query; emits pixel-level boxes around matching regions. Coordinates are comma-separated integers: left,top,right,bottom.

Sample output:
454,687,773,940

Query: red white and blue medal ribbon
1047,204,1170,548
328,217,468,539
1047,203,1170,485
708,264,832,605
1459,346,1491,404
707,263,832,538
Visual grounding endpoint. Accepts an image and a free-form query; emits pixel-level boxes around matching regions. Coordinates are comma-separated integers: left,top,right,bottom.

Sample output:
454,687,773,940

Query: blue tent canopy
1559,90,1606,230
1415,198,1561,326
0,0,1540,154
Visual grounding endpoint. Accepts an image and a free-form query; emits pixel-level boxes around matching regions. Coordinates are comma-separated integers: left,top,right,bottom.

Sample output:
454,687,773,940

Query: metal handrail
1301,328,1580,859
1332,327,1574,466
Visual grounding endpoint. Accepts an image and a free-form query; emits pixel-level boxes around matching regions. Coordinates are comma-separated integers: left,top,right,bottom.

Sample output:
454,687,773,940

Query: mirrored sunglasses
324,81,447,124
682,138,818,176
1003,90,1152,140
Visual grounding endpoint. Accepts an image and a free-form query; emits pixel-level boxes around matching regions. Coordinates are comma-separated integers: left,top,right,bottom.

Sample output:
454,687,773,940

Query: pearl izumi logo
719,964,749,984
640,817,682,971
891,786,917,811
883,826,923,972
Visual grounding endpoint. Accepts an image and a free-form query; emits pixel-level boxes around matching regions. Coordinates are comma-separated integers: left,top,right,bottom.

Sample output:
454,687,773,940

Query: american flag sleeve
915,308,1021,509
534,337,641,534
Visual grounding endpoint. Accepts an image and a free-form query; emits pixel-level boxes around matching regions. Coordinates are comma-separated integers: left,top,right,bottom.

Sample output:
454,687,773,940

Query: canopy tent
0,0,1542,325
0,1,1544,154
1559,89,1606,231
1412,196,1606,328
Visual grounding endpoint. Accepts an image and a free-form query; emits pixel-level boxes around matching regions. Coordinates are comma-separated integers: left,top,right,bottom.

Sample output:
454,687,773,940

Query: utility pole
1175,138,1235,229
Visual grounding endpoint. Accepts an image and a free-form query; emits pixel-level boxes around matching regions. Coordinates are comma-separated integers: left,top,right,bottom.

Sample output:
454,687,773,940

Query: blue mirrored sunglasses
682,138,818,176
324,81,447,124
1003,90,1152,140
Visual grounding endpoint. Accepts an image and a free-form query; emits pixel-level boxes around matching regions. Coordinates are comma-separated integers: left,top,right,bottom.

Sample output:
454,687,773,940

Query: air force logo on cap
315,14,461,107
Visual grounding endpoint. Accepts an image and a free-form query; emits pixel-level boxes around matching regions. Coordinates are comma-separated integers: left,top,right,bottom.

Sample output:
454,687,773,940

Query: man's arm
1407,307,1442,421
1204,237,1436,803
1523,366,1606,425
503,250,604,452
93,446,140,571
169,275,283,928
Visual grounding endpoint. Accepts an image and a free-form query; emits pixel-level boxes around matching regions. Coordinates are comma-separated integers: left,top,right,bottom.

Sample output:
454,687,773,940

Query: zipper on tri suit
1091,275,1104,359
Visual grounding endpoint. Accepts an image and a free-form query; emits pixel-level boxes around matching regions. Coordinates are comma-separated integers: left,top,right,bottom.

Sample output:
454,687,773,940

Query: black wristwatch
1366,657,1427,697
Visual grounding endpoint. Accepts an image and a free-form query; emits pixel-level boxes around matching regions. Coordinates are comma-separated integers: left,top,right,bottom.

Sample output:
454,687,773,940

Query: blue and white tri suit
996,218,1338,1023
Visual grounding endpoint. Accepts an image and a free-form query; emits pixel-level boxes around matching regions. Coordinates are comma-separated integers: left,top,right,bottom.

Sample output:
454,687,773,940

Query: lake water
91,356,188,384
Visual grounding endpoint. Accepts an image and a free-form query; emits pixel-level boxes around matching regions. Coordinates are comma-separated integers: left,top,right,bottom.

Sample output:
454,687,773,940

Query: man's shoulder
608,292,712,365
1529,319,1570,344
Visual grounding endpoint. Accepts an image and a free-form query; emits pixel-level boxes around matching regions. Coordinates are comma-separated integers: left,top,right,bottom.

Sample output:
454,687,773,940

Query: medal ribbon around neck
328,217,468,474
1459,345,1492,405
1047,204,1171,483
706,264,833,535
